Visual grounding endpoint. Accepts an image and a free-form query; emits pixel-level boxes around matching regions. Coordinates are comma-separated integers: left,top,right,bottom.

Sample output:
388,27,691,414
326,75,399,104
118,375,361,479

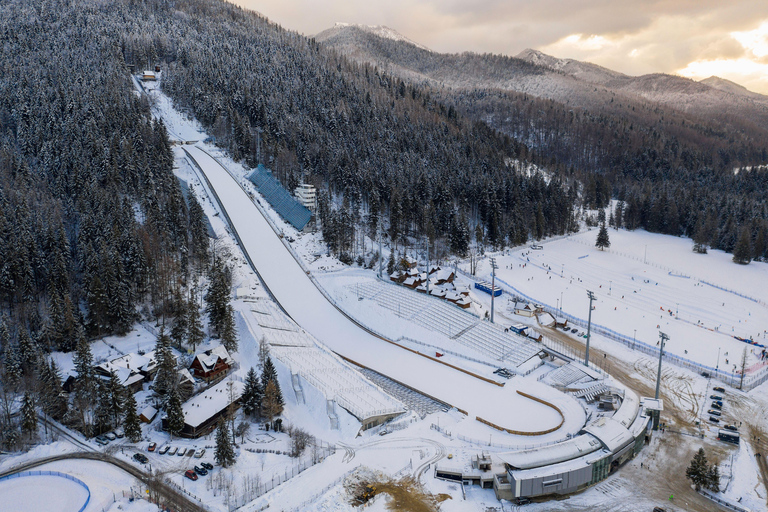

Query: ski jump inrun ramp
182,145,582,436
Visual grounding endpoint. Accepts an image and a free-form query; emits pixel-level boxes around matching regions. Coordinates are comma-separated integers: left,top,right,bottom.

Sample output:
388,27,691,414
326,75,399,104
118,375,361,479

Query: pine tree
220,304,238,353
107,370,125,427
153,330,177,403
241,367,262,419
170,299,189,350
387,251,396,275
707,464,721,492
95,382,112,434
187,302,205,352
73,334,94,391
261,379,284,427
20,392,37,440
262,356,278,387
596,223,611,250
38,360,68,420
205,260,233,337
123,392,142,443
686,447,710,491
214,416,236,467
733,227,752,264
165,389,185,439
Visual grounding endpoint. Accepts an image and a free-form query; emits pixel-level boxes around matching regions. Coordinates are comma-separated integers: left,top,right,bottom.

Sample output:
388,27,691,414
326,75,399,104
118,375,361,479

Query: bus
717,429,740,445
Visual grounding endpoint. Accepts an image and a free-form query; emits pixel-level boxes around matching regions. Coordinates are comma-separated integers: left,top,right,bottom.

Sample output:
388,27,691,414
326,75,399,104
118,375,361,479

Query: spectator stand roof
247,164,312,231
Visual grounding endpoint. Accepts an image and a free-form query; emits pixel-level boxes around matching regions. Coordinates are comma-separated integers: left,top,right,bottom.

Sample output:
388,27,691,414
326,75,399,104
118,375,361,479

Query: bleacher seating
247,164,311,231
572,384,610,403
270,344,403,421
545,362,594,388
348,279,544,370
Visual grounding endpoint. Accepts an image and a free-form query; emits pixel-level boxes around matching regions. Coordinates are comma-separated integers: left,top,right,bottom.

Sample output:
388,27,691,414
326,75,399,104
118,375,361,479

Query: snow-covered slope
316,23,430,51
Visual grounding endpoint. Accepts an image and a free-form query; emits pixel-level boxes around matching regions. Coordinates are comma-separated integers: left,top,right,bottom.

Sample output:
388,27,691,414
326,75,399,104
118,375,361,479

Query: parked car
515,497,531,505
167,446,178,456
710,395,723,401
378,430,388,436
201,462,213,471
133,453,148,464
194,448,205,458
148,442,157,452
653,508,666,512
177,448,187,456
105,432,117,441
194,465,208,476
158,445,170,455
184,469,198,481
114,429,124,438
95,435,109,446
711,402,722,410
724,425,739,432
713,386,725,393
708,409,721,416
571,328,578,333
709,416,720,423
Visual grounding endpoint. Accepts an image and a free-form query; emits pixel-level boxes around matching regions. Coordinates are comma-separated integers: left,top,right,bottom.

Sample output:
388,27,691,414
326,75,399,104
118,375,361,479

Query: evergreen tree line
0,0,212,362
109,0,576,257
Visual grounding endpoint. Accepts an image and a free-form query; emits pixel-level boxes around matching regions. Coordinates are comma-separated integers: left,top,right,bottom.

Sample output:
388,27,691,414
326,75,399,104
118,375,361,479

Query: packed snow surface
0,474,89,512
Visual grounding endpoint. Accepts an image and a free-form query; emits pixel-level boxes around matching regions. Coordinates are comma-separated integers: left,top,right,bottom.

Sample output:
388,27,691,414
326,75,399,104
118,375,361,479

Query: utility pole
655,332,669,400
490,257,498,323
585,290,596,366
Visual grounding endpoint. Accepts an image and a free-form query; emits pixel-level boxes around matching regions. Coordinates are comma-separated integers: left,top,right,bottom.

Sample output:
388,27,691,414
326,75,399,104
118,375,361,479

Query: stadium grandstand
352,280,543,371
247,164,312,231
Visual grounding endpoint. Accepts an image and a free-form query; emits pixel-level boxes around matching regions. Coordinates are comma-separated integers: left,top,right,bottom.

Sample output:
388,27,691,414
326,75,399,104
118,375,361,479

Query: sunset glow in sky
234,0,768,94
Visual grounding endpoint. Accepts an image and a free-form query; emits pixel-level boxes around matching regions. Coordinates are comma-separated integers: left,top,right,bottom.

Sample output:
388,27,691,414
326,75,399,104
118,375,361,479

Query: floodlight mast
655,332,669,400
585,290,596,366
490,257,498,323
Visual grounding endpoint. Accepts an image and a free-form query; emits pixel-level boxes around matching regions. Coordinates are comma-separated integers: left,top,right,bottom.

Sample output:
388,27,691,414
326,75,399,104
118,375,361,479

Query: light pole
585,290,596,366
490,257,498,324
609,281,612,296
633,329,636,350
655,332,669,400
676,303,679,318
560,292,563,312
425,236,430,296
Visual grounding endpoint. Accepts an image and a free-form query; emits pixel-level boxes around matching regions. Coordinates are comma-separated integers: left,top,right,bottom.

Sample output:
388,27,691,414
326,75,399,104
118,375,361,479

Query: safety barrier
0,470,90,512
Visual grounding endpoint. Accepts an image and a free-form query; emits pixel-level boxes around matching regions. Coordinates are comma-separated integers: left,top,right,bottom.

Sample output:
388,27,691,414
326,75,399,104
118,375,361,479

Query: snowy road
183,145,584,438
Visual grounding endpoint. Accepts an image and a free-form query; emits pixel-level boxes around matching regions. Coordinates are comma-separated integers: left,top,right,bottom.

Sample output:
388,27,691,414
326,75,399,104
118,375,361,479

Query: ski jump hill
182,145,585,438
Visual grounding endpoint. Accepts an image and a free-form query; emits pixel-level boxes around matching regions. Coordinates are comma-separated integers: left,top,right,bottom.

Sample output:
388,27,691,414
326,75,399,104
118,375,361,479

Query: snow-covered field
467,228,768,374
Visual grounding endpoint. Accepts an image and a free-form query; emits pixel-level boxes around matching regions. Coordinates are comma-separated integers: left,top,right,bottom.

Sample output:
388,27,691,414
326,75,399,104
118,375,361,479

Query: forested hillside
0,1,209,356
318,25,768,260
117,0,576,257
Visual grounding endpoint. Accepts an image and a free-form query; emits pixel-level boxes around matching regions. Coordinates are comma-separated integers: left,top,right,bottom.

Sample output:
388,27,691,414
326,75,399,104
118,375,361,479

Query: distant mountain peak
316,23,431,52
699,75,765,99
515,48,626,84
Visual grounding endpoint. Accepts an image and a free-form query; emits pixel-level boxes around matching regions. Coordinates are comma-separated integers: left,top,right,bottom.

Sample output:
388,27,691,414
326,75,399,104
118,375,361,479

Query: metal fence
0,470,91,512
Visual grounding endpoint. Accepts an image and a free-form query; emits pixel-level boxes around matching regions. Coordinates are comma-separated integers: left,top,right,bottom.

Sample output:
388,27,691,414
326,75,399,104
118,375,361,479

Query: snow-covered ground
465,228,768,374
2,75,756,511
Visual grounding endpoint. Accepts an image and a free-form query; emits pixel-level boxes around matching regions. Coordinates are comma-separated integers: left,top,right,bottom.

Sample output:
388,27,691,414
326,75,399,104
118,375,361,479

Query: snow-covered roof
429,288,446,297
611,388,639,428
403,277,418,286
181,379,244,428
498,434,602,470
582,417,634,452
178,368,195,385
629,410,651,438
509,448,611,481
140,406,157,421
107,351,157,373
193,345,232,372
208,345,233,365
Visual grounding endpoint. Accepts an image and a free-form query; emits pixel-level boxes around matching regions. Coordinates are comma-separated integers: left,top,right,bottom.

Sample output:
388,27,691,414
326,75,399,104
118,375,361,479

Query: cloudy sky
233,0,768,94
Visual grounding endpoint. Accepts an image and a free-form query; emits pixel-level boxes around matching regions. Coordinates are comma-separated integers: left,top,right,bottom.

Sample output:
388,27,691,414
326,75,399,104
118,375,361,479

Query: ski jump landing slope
184,145,583,437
